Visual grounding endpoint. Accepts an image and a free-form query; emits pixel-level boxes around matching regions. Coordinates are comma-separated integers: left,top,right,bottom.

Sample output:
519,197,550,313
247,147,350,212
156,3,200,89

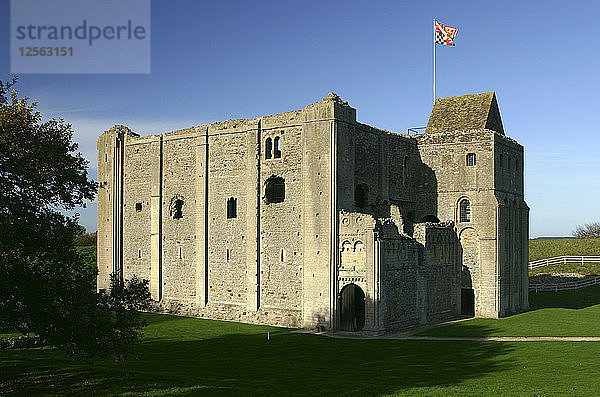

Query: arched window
341,241,352,252
354,241,364,252
459,198,471,223
265,137,273,159
226,197,237,219
354,184,369,208
273,136,282,158
264,176,285,203
466,153,476,166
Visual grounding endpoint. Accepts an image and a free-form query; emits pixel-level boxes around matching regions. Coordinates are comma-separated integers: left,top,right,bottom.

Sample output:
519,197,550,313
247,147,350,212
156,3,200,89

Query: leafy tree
74,225,97,246
573,222,600,239
0,77,149,357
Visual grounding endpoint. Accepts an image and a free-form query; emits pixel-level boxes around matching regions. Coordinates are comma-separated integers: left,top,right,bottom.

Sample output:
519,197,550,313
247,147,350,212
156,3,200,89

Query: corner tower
417,92,529,318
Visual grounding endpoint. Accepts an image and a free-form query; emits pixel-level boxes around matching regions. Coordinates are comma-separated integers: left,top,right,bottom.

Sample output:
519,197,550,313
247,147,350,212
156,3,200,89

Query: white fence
528,255,600,292
529,276,600,292
528,256,600,270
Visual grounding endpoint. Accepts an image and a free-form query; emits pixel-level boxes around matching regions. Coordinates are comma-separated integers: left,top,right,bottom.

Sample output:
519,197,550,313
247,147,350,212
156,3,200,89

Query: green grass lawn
529,238,600,275
418,284,600,338
3,290,600,396
3,244,599,395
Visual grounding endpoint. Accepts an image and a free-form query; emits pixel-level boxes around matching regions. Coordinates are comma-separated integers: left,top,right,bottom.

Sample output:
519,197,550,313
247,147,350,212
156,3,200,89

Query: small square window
135,202,142,212
466,153,476,167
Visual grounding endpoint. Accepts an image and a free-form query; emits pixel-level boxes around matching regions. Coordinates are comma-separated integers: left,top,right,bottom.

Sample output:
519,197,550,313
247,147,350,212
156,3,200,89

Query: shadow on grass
0,321,515,396
529,284,600,310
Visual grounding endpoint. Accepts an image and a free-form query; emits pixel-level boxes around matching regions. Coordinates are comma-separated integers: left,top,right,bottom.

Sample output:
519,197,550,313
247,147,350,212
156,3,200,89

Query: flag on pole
434,21,458,46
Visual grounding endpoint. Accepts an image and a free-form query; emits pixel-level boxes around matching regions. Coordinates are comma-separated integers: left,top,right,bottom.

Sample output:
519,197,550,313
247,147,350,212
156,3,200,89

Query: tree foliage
74,225,97,246
0,77,150,358
573,222,600,239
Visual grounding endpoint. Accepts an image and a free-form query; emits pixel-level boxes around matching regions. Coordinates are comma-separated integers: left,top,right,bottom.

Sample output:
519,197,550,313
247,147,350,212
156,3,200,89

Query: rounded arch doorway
339,284,366,331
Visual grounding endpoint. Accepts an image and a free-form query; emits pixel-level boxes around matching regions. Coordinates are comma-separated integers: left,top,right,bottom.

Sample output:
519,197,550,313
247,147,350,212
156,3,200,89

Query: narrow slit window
280,249,285,262
274,136,282,158
178,246,182,259
227,197,237,218
265,137,273,159
172,199,184,219
138,249,142,258
459,199,471,223
466,153,476,166
226,248,230,262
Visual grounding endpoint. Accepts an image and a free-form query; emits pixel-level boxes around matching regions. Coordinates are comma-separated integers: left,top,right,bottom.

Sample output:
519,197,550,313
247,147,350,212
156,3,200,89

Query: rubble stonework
97,92,529,331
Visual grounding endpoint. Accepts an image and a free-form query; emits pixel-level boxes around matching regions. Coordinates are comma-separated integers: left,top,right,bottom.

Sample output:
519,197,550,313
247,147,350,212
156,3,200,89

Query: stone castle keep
97,92,529,331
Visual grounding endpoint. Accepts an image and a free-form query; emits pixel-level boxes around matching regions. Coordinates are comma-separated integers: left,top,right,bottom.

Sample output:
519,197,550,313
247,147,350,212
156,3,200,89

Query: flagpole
433,18,436,103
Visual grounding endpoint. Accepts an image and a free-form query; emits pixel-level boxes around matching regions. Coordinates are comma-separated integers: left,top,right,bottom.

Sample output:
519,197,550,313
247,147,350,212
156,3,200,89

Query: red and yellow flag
434,21,458,46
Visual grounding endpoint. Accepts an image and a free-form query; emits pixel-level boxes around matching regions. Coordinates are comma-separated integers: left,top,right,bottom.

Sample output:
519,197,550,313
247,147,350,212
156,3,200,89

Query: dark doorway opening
339,284,365,331
354,184,369,208
461,288,475,316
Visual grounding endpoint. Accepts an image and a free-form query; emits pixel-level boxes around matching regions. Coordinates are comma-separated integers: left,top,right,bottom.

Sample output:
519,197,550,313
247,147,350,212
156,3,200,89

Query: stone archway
339,284,365,331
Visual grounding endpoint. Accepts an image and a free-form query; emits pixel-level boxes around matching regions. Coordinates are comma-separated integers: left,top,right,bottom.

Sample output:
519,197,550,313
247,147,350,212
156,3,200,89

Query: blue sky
1,0,599,237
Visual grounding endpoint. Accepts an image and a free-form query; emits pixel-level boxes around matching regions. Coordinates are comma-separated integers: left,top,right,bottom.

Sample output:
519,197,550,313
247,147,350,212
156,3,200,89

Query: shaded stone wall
337,213,461,331
414,223,461,322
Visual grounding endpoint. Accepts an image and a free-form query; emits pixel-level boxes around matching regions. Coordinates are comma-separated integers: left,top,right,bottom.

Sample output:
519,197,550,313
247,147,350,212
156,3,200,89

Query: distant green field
529,238,600,261
529,238,600,275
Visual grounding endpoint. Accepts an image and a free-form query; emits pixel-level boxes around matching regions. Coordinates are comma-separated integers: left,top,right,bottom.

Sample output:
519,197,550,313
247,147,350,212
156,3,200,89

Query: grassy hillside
529,238,600,261
528,238,600,275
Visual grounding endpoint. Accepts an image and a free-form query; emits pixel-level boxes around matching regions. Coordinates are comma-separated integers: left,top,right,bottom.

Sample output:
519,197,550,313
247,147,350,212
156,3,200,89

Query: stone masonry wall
97,92,528,330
